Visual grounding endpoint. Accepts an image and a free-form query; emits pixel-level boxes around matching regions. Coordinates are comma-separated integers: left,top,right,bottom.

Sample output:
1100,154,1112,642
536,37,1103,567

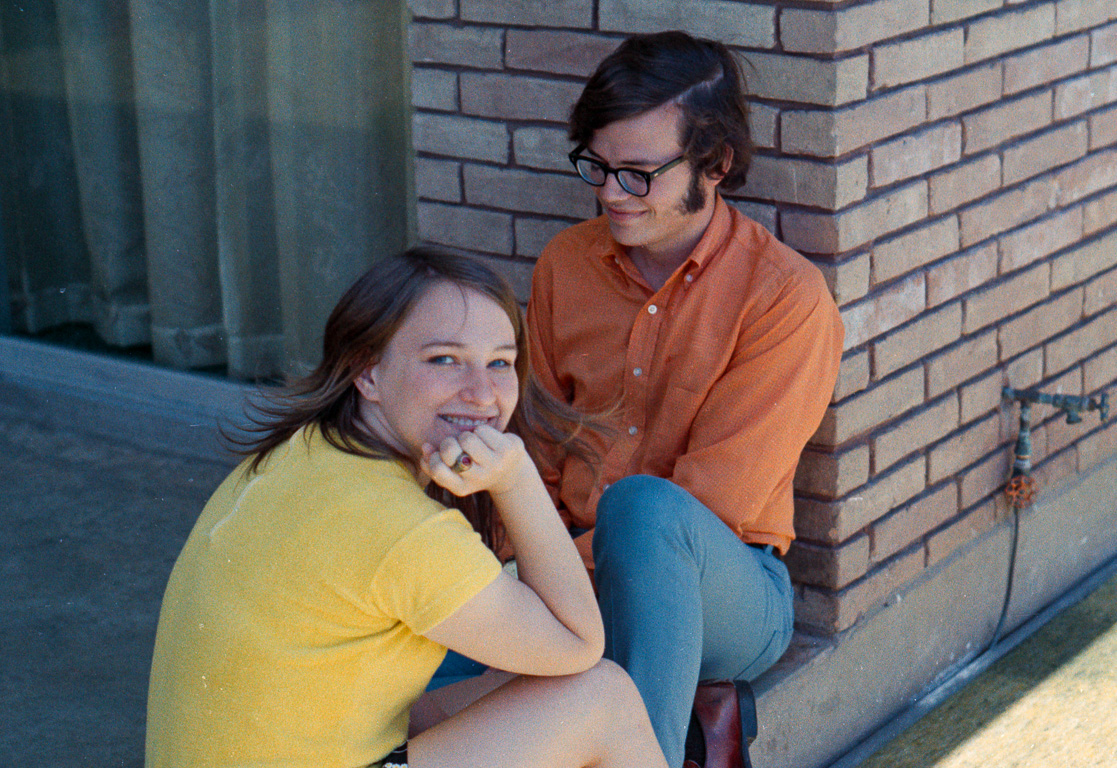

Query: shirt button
685,274,694,283
628,426,638,435
633,367,642,376
647,304,658,314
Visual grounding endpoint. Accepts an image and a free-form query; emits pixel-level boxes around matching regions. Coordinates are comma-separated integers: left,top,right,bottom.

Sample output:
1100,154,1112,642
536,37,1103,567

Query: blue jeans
594,475,794,768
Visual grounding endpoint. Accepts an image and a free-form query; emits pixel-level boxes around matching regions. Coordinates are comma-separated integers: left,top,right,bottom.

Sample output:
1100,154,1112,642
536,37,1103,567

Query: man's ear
353,365,380,403
708,146,734,183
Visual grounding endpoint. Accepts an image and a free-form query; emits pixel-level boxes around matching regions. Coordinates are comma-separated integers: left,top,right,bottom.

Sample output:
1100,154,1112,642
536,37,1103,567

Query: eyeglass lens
574,158,650,196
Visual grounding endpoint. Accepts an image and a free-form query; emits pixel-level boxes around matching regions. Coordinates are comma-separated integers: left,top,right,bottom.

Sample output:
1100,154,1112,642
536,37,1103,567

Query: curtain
0,0,413,379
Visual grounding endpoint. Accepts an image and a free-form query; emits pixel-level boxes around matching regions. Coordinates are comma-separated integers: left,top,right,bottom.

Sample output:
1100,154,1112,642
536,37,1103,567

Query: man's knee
594,475,700,565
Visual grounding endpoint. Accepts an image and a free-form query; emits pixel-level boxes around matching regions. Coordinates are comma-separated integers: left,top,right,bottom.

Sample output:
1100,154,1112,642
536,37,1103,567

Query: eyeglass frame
567,145,687,197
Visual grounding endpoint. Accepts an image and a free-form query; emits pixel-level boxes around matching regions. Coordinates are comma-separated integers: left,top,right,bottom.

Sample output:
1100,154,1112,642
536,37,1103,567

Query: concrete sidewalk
1,338,249,765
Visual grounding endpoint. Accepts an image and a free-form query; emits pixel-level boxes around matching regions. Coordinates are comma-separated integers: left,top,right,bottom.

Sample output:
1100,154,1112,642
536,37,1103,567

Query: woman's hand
421,425,529,497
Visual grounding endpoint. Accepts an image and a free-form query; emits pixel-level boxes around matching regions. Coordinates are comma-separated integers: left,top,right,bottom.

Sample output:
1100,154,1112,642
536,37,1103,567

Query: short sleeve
369,509,503,635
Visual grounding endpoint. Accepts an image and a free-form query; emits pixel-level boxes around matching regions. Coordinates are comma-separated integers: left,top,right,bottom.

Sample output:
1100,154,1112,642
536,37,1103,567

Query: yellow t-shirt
146,427,502,767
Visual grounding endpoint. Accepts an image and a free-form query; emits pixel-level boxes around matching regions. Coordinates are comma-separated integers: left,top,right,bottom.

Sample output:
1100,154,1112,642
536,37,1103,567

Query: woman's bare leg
410,659,668,768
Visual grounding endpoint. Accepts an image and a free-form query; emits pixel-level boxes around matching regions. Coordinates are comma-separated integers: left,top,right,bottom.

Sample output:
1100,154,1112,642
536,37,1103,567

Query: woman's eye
488,358,515,369
427,355,456,365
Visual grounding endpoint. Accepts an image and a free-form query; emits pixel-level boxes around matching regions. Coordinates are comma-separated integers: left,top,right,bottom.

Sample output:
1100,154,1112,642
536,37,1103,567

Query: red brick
964,263,1051,334
1003,121,1090,186
800,455,928,545
958,447,1012,508
461,73,584,122
794,445,871,498
1005,348,1046,390
1093,22,1117,67
929,153,1002,216
871,482,958,564
928,412,1005,483
964,4,1056,65
1077,418,1117,472
461,0,593,28
504,30,617,77
927,63,1002,121
1003,35,1091,96
600,0,776,48
927,329,999,396
1051,229,1117,290
464,165,596,218
514,217,569,260
1090,104,1117,149
797,548,925,634
411,68,457,111
750,103,779,150
960,371,1004,424
925,499,998,567
781,0,930,54
998,287,1084,360
872,215,960,285
413,112,508,163
873,27,964,90
818,252,871,307
409,22,503,68
1032,445,1081,493
998,207,1084,273
1056,147,1117,205
782,86,928,158
874,393,960,472
479,255,533,302
408,0,455,19
1084,267,1117,315
1046,308,1117,375
783,182,929,256
743,51,869,107
932,0,998,25
417,202,512,255
959,178,1057,249
841,273,927,349
871,122,962,188
1084,344,1117,393
1083,188,1117,234
873,302,962,379
1057,0,1114,35
816,367,924,446
1055,68,1117,120
415,157,462,203
785,535,870,589
833,349,871,402
963,91,1054,155
513,126,572,172
743,155,868,210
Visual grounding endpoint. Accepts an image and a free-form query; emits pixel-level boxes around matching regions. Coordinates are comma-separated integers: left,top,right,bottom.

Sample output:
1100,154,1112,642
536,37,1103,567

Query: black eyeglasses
568,145,686,197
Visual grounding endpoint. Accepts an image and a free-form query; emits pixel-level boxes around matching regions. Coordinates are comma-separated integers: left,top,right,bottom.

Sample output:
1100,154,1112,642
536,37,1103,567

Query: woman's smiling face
354,281,519,460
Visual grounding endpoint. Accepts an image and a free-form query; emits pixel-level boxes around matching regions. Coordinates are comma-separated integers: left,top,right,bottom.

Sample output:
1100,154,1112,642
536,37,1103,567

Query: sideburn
680,166,707,214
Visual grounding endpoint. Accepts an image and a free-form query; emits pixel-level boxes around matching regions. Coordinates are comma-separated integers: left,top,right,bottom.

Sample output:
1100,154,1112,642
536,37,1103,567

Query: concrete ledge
752,453,1117,768
0,336,257,463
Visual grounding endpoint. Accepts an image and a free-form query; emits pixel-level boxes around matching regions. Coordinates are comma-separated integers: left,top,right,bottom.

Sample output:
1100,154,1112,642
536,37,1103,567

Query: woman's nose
461,367,496,404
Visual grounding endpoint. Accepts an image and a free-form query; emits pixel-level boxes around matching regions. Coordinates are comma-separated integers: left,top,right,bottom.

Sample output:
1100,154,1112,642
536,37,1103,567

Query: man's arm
671,274,844,547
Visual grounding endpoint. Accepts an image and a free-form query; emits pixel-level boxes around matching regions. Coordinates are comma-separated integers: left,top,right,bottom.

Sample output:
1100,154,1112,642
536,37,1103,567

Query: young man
527,31,845,767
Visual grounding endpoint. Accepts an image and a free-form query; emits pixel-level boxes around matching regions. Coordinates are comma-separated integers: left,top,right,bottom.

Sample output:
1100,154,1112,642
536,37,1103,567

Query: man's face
585,101,721,263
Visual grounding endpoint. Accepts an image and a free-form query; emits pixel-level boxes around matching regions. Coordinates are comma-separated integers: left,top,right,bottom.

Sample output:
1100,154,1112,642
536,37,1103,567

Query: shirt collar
595,193,733,282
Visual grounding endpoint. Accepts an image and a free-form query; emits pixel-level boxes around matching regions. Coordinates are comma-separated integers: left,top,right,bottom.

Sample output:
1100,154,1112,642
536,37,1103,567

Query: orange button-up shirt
527,196,844,558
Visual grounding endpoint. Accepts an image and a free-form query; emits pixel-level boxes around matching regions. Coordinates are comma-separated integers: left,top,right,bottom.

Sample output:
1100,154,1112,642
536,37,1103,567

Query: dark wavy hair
229,246,595,548
570,30,752,191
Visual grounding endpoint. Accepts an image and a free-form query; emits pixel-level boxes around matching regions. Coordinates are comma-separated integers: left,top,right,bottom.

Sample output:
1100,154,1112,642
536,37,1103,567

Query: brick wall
407,0,1117,636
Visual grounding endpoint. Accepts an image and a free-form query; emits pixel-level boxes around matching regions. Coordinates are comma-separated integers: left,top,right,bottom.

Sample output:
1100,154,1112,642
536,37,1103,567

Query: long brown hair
229,246,594,547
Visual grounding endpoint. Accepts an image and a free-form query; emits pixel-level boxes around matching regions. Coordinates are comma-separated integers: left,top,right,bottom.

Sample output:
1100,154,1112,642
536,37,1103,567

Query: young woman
145,247,667,768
